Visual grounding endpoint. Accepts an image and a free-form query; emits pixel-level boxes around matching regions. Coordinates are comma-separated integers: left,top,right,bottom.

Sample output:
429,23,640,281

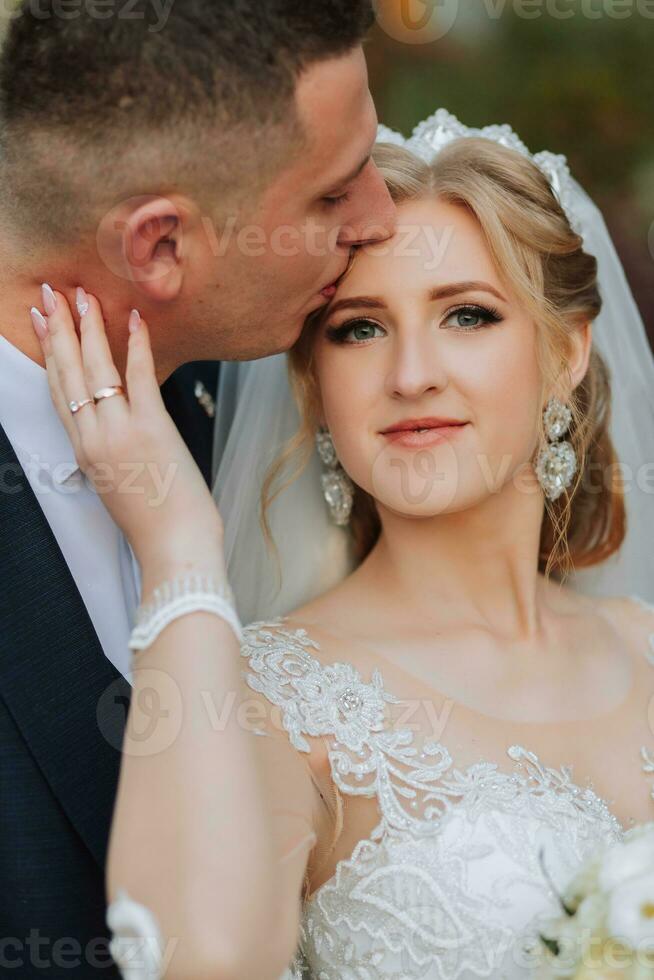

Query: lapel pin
194,380,216,419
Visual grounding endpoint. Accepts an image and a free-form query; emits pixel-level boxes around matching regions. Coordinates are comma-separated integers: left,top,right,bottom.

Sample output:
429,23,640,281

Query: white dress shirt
0,334,139,682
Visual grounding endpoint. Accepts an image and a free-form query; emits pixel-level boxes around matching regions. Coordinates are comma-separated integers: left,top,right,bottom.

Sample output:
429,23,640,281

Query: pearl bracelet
129,574,243,653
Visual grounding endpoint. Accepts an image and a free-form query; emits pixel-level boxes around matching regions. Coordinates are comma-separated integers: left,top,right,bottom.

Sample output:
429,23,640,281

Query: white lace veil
212,110,654,624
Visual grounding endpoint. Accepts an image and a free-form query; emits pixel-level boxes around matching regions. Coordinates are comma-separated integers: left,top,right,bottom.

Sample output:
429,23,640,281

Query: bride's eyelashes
325,317,385,344
442,303,504,331
325,304,504,346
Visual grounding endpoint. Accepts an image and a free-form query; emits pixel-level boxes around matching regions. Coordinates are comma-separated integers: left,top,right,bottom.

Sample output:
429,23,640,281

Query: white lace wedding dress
108,595,654,980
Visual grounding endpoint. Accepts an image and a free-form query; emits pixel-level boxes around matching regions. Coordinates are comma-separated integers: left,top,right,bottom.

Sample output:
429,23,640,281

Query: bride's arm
108,612,316,980
32,291,316,980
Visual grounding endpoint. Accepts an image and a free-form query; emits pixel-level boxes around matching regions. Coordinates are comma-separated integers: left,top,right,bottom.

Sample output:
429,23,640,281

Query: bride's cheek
468,378,542,497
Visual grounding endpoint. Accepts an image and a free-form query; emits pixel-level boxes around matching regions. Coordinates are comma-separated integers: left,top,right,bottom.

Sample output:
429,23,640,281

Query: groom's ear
114,196,187,301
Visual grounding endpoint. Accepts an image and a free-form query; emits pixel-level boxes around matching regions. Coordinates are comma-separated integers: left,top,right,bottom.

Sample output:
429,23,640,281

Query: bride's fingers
124,310,164,417
39,285,94,416
30,289,96,452
77,289,125,417
41,334,85,452
77,288,121,393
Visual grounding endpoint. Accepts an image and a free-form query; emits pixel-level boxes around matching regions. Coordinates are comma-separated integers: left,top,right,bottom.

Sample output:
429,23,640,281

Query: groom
0,1,395,975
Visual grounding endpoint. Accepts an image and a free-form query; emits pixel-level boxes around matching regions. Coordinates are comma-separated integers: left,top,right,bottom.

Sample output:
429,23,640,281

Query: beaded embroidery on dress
240,606,654,980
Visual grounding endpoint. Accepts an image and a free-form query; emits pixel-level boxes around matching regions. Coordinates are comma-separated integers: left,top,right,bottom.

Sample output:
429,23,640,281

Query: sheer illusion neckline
241,602,654,907
279,595,651,730
294,623,639,904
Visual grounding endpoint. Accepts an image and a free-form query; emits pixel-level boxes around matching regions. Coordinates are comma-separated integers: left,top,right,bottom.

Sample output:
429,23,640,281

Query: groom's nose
338,161,397,248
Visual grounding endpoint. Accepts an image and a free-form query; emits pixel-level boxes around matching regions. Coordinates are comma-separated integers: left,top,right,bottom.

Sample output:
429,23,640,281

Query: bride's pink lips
381,422,469,449
320,283,338,300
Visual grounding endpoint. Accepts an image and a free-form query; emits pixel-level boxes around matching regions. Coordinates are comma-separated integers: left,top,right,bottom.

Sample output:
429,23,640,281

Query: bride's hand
30,287,225,586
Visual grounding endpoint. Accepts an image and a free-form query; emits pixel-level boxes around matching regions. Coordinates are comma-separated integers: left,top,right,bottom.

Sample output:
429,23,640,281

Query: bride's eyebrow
430,280,507,302
327,296,386,316
327,281,507,318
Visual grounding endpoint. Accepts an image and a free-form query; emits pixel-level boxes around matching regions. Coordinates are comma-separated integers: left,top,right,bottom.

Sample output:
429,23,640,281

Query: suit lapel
161,360,220,486
0,423,131,869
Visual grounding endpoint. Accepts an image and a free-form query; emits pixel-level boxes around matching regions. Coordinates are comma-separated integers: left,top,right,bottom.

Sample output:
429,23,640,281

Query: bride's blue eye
326,318,385,344
443,304,503,330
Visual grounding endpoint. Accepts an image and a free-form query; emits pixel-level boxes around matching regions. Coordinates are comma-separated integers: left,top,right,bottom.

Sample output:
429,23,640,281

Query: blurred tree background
366,0,654,348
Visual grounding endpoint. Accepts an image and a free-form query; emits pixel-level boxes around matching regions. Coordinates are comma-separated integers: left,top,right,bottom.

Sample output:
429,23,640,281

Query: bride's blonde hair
263,137,626,582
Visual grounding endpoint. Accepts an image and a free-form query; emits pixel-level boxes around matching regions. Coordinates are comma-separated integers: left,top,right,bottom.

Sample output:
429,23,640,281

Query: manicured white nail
30,307,48,340
76,286,89,317
41,283,56,316
128,309,141,334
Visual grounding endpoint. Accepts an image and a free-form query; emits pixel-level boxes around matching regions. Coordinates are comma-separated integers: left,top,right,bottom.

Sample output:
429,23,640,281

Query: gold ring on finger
69,398,94,415
93,385,126,404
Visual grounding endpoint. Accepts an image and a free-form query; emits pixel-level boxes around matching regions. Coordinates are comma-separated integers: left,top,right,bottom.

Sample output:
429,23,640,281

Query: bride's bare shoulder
242,600,357,671
259,587,373,672
284,583,364,649
589,591,654,624
582,590,654,659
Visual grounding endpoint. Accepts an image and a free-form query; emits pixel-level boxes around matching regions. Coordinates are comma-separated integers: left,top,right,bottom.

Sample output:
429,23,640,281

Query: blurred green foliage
367,4,654,337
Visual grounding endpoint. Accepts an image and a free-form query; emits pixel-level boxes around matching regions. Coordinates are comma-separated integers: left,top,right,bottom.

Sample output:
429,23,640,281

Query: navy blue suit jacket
0,361,219,976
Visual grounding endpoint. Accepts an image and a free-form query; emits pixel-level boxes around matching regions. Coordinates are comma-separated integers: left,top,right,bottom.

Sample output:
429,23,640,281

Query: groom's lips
319,252,354,301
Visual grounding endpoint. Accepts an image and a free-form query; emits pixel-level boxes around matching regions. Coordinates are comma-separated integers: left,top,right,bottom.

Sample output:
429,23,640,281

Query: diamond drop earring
316,428,354,526
534,397,577,501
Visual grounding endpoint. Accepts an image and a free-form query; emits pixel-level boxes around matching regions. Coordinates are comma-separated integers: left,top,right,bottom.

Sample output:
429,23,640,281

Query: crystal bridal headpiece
376,108,584,240
213,109,654,622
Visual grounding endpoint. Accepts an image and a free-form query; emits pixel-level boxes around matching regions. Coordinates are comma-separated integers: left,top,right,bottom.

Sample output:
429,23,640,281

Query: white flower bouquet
535,823,654,978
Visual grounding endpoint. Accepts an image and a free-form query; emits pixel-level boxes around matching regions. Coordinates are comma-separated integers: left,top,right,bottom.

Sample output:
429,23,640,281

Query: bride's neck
363,479,549,639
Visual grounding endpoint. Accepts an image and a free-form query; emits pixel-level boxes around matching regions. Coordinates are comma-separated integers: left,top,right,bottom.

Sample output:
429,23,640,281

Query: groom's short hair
0,0,374,242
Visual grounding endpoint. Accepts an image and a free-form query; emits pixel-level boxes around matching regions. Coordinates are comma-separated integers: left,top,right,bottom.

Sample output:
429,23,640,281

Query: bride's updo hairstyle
266,137,626,581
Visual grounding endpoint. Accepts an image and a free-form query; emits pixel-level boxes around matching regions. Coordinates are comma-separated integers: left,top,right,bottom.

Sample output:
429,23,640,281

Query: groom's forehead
295,46,369,117
293,49,376,172
254,48,377,213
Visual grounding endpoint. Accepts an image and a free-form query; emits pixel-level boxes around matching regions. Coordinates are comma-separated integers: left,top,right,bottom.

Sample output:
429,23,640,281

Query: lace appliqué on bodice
241,620,628,980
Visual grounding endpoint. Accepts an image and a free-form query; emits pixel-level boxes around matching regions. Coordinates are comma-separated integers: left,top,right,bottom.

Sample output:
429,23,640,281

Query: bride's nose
384,327,448,400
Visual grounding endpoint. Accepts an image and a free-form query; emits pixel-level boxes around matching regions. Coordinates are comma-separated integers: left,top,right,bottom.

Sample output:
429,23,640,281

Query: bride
33,111,654,979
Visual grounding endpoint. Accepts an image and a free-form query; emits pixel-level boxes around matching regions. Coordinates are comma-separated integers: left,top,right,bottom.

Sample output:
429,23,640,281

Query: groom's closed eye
322,191,352,209
319,154,372,206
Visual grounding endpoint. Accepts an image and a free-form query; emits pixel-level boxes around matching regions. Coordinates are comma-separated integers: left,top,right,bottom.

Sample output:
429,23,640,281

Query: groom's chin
262,318,311,358
230,333,301,362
